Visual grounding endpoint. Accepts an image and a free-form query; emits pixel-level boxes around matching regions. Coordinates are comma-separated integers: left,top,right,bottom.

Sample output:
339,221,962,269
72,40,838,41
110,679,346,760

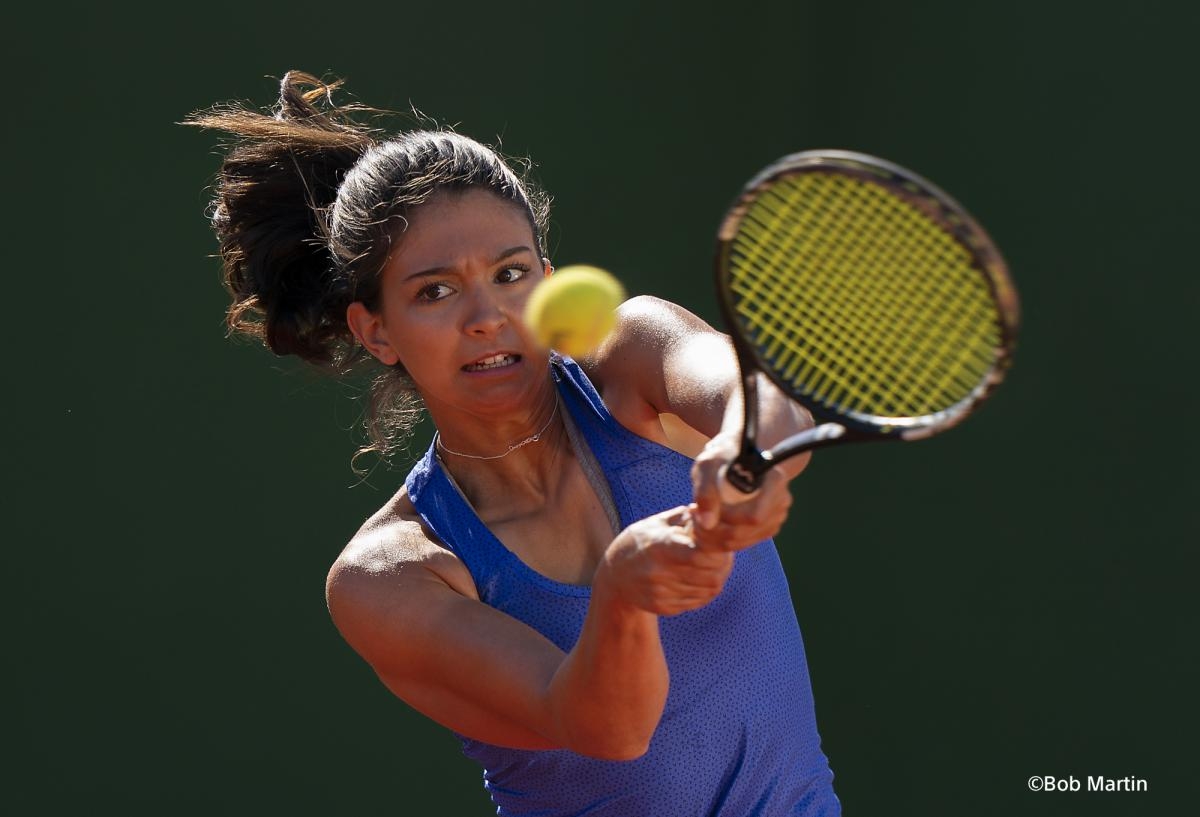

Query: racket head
715,150,1019,443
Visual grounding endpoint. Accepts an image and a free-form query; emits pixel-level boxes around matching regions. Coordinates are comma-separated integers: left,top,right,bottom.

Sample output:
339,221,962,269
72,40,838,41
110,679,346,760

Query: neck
430,381,571,510
436,398,560,461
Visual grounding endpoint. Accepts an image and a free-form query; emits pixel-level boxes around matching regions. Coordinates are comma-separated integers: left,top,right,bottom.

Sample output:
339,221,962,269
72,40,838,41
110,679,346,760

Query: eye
495,264,530,284
416,282,454,302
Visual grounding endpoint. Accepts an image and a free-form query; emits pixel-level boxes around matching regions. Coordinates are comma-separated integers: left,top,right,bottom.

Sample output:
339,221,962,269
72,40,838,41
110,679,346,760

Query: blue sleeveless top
405,355,840,816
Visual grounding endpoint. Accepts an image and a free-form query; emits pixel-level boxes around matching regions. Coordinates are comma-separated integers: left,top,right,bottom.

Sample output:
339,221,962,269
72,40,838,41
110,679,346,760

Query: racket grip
718,452,772,504
718,422,848,504
718,470,758,504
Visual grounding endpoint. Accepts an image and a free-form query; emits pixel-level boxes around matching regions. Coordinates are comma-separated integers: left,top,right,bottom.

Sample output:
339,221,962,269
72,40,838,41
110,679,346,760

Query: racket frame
714,150,1019,493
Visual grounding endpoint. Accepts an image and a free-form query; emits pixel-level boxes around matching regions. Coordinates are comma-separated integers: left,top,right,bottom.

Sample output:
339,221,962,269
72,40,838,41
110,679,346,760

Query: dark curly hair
185,71,552,466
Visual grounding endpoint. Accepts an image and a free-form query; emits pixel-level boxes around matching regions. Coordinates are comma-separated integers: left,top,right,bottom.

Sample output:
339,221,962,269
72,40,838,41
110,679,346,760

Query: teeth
466,354,517,371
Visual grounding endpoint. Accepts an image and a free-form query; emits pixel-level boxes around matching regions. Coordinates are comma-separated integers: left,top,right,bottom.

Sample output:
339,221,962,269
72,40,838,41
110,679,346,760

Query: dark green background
11,1,1196,814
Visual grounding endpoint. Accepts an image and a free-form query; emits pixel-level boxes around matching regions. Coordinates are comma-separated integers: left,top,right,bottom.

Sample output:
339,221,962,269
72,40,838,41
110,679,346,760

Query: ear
346,302,401,366
542,258,554,279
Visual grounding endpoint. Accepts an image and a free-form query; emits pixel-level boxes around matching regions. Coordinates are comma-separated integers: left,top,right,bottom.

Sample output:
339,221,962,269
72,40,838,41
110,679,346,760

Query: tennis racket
714,150,1019,498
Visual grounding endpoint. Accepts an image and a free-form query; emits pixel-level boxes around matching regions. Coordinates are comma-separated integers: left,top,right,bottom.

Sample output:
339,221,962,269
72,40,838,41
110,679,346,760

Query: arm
594,295,814,544
327,507,727,760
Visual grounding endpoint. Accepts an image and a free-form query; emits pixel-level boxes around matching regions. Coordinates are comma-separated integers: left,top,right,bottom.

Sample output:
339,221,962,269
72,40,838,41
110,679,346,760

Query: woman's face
348,188,551,419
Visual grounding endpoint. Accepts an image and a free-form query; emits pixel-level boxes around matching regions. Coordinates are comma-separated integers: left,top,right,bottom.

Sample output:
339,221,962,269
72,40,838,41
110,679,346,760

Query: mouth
462,353,521,372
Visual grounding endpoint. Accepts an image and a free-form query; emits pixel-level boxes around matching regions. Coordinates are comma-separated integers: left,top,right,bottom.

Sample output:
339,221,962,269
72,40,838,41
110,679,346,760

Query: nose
462,285,509,337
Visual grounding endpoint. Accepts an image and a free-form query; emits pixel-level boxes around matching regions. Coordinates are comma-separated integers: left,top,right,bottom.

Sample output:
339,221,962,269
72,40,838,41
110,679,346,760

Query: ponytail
184,71,376,366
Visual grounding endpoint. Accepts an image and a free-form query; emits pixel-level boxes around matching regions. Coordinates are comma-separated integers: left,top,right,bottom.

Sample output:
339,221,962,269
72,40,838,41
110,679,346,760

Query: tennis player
190,71,841,816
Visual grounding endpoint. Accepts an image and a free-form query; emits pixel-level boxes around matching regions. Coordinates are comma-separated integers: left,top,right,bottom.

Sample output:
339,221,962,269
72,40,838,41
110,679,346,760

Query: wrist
591,557,658,623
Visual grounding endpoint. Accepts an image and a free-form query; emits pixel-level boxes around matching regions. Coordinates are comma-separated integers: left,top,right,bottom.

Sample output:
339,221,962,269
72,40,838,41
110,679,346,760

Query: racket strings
734,208,987,412
743,234,995,416
734,263,972,410
733,262,981,415
727,172,1002,419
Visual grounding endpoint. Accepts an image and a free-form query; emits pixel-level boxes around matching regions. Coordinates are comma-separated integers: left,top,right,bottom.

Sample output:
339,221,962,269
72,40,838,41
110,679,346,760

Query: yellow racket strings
728,172,1002,419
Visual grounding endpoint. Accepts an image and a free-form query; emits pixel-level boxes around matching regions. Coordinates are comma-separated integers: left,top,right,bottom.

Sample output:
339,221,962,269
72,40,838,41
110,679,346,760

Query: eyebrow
403,245,534,282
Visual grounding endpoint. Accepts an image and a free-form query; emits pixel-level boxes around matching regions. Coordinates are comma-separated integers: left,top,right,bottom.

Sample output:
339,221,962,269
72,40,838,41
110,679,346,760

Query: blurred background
10,1,1196,814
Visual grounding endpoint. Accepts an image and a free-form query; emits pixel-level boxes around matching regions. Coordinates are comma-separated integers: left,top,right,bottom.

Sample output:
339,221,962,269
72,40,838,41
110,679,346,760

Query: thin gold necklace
435,399,560,461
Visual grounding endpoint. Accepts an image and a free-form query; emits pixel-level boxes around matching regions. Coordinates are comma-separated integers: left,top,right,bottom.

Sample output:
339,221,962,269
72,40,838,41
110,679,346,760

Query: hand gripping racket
715,150,1020,497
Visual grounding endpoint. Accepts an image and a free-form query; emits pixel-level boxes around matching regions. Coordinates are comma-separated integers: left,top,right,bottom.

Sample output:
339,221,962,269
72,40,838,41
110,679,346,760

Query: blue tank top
405,355,840,816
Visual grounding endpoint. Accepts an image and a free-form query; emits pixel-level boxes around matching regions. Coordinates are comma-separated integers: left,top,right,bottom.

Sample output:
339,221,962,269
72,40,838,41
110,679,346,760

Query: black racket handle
720,423,848,501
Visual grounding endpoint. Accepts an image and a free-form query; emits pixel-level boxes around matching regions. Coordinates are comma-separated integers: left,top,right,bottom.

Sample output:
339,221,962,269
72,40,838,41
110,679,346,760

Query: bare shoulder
604,294,713,356
589,295,728,380
583,296,678,396
582,295,734,447
326,489,478,629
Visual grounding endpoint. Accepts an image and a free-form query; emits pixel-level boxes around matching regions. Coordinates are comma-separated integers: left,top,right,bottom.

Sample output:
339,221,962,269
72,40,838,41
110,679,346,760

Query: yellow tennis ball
524,265,626,358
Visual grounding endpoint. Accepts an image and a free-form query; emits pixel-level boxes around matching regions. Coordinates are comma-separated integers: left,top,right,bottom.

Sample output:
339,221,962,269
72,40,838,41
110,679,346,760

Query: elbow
554,702,659,761
606,739,652,761
575,736,652,762
564,723,655,761
553,704,655,760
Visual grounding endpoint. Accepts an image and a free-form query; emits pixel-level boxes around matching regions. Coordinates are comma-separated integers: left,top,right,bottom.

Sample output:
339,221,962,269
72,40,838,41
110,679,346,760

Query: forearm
544,573,667,760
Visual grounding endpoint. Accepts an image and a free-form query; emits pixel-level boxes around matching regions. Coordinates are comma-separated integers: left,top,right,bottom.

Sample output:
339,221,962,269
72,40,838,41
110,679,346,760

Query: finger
676,547,734,573
653,548,733,582
657,505,694,527
715,471,792,526
646,584,716,611
656,598,713,616
659,532,700,558
693,522,772,553
653,582,730,614
661,562,732,593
